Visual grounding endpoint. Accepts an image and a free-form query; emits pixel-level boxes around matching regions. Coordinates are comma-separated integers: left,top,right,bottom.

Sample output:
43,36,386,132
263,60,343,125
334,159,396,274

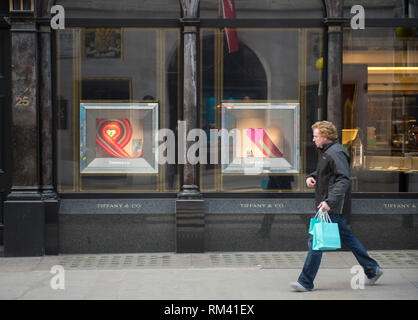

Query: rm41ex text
163,304,255,317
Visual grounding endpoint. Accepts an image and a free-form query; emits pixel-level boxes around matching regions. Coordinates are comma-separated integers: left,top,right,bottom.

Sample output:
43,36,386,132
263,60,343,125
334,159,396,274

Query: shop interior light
368,66,418,71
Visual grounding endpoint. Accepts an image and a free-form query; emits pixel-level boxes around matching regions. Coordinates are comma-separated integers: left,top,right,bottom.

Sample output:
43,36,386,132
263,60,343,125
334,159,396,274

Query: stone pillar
4,12,44,256
39,26,54,197
179,0,200,198
324,0,351,222
176,0,204,253
323,0,344,135
39,23,59,255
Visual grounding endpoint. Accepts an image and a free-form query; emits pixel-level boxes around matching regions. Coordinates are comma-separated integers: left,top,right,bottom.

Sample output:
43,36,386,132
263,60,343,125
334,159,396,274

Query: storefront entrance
1,1,417,256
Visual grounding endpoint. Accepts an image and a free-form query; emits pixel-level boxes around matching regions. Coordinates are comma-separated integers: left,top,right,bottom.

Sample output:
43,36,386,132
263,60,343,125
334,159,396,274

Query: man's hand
306,177,316,188
317,201,330,212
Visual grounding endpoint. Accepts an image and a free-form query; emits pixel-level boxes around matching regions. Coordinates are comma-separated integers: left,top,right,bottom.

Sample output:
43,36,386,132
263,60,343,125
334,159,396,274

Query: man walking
290,121,383,292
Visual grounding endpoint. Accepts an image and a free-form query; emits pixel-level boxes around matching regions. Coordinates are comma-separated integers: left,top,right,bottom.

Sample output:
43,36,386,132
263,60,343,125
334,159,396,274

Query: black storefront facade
0,0,418,257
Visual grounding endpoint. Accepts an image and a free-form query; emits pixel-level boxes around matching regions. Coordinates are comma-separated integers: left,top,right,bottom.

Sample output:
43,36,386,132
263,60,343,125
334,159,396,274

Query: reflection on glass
343,27,418,192
56,28,180,192
55,0,179,18
201,28,322,192
343,0,418,19
201,0,324,18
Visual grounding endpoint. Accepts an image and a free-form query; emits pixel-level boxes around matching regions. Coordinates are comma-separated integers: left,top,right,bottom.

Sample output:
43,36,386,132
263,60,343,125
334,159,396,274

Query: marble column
39,25,55,199
178,0,201,199
8,19,41,199
323,1,352,222
176,0,204,253
4,13,44,256
323,0,344,135
39,24,59,255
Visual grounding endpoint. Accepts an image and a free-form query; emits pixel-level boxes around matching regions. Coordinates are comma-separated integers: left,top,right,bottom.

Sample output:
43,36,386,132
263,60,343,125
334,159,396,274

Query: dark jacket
307,140,351,214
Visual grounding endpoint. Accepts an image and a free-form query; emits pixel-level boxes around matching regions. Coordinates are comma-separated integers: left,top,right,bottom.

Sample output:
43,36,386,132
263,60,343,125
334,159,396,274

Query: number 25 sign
16,96,30,107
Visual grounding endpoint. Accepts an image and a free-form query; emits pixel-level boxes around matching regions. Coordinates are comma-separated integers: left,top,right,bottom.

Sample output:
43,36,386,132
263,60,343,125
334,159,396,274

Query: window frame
51,7,418,198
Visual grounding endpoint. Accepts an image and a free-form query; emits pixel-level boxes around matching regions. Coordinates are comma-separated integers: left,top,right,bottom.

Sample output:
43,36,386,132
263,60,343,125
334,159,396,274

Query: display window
200,0,324,18
56,0,179,19
343,27,418,192
343,0,418,19
53,3,418,195
200,28,324,192
56,28,180,192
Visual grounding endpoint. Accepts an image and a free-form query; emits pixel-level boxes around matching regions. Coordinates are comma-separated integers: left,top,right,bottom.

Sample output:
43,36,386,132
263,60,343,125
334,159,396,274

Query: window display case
221,102,300,174
363,95,418,172
342,129,363,168
80,102,158,174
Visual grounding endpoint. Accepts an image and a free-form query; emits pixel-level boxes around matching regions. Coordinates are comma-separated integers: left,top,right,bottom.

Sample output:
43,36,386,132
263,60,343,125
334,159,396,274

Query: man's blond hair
311,121,338,141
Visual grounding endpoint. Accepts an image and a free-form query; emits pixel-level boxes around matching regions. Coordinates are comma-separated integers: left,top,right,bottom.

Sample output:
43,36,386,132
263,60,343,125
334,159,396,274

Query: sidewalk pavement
0,250,417,300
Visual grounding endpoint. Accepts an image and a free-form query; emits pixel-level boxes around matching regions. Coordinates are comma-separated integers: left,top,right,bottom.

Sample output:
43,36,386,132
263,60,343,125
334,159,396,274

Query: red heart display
96,118,137,158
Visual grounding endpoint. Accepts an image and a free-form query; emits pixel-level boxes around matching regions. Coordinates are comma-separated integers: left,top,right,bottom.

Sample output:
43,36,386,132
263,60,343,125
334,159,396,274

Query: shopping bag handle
324,212,332,223
314,208,324,219
315,209,332,223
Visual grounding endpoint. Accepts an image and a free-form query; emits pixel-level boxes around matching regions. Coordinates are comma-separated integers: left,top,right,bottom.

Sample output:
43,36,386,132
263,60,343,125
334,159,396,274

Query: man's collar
320,140,337,152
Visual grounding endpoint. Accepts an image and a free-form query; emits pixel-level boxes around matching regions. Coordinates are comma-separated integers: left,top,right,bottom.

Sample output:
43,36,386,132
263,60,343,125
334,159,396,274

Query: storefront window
200,28,324,192
343,27,418,192
56,0,179,18
201,0,324,18
56,28,180,192
343,0,418,19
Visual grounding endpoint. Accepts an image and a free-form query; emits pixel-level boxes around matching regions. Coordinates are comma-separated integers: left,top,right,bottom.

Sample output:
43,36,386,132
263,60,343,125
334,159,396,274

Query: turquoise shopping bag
309,218,321,235
308,209,326,235
312,214,341,251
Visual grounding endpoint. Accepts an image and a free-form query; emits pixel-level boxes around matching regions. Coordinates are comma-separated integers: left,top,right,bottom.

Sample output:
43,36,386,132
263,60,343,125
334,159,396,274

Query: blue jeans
297,214,380,291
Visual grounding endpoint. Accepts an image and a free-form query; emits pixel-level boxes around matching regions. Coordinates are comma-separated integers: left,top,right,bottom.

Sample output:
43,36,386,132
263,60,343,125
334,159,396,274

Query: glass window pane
56,0,180,18
23,0,32,11
343,27,418,192
12,0,20,11
343,0,418,19
200,28,324,192
201,0,324,18
56,28,180,192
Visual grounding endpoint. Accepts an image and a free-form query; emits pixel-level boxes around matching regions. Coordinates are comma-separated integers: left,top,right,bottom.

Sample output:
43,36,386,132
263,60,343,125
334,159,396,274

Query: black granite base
4,200,45,256
57,198,418,254
348,214,418,250
176,199,205,253
205,214,418,252
205,214,310,252
59,213,175,254
59,199,176,253
44,199,59,255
